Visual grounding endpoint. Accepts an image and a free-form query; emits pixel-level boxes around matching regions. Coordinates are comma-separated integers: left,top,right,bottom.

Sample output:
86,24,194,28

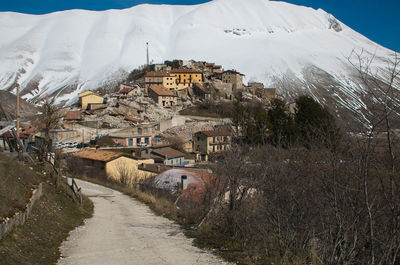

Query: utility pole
146,42,149,66
16,83,20,139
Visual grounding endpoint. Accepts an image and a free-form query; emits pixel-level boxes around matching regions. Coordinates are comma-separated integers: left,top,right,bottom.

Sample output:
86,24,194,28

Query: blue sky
1,0,398,52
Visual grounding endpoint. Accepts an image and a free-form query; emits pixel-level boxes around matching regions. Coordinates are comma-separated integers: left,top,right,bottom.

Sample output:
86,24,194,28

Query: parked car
77,143,88,148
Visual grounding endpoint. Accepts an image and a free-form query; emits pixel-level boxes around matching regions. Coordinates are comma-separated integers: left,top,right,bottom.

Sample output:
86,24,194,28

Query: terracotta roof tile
120,87,132,93
72,148,125,162
193,83,210,94
152,147,185,158
3,132,28,139
64,110,82,120
223,70,245,76
170,69,202,74
149,85,176,96
145,71,170,77
124,116,140,123
197,130,231,137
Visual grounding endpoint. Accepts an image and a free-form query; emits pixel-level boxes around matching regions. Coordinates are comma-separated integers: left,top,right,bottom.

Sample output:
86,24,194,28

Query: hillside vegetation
0,155,93,265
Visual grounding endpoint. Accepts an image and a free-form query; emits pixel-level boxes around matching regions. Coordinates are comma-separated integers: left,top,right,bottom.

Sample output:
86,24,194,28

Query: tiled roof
145,72,169,77
170,69,202,74
149,85,176,96
223,70,245,76
124,116,140,123
197,130,231,137
72,148,124,162
152,147,185,159
22,125,35,135
193,83,210,94
3,132,28,139
120,87,132,93
64,110,81,120
78,91,95,97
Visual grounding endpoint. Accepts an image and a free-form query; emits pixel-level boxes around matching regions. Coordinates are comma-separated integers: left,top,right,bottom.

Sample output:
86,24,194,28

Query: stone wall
0,183,43,241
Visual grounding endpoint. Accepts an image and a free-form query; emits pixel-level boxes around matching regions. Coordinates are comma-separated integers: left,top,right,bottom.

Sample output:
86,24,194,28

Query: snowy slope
0,0,395,120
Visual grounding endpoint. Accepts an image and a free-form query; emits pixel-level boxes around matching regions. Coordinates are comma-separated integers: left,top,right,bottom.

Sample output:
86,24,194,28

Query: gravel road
57,179,228,265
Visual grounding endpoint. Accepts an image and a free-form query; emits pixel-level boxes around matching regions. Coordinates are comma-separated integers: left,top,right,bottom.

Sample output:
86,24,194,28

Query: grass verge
0,159,93,265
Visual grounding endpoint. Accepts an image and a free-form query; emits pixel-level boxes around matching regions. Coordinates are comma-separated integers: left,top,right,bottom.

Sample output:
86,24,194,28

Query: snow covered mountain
0,0,396,123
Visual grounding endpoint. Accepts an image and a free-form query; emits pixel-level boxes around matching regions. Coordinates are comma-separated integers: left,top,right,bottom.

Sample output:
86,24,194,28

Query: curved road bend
57,179,229,265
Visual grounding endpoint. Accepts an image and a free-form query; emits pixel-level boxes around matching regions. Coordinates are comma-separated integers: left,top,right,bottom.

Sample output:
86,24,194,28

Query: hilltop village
0,60,280,194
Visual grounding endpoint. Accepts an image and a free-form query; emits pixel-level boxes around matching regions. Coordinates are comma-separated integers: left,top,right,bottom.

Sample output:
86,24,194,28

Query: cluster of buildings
0,59,279,203
69,128,232,202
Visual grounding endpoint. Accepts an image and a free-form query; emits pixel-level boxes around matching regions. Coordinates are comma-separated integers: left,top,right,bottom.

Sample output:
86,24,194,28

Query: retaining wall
0,183,43,241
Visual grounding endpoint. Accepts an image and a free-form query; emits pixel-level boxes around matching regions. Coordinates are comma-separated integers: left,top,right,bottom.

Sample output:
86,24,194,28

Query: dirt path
57,179,228,265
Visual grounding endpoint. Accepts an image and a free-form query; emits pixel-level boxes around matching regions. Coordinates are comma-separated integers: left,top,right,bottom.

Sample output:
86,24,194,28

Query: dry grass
0,154,40,219
0,157,93,265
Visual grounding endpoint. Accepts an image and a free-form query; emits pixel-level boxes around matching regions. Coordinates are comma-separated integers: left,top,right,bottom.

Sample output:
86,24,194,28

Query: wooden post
16,84,23,160
16,84,20,140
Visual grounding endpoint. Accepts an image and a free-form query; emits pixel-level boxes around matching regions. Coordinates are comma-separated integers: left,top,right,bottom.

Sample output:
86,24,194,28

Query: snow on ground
0,0,394,106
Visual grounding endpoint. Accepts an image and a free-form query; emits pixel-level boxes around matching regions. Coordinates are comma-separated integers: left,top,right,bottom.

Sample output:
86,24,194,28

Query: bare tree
347,50,400,264
35,97,62,160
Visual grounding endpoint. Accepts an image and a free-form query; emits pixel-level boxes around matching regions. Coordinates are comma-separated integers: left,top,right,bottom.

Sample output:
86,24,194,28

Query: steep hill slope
0,0,397,124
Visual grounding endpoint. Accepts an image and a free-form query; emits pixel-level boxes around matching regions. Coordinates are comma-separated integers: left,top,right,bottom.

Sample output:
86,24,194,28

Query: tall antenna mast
146,42,149,66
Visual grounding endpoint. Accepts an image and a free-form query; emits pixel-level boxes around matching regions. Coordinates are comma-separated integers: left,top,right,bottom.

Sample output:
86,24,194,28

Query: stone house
72,148,155,185
148,85,177,107
144,72,178,91
192,130,232,162
169,69,202,89
118,83,142,97
151,147,186,166
63,110,82,122
78,91,104,110
192,83,211,100
49,129,79,142
109,126,155,147
222,70,244,91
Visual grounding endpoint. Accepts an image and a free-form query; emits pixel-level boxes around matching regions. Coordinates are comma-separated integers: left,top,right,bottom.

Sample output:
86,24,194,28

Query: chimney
181,175,188,190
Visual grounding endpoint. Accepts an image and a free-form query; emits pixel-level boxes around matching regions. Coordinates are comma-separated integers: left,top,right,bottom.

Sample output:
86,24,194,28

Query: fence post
65,176,68,196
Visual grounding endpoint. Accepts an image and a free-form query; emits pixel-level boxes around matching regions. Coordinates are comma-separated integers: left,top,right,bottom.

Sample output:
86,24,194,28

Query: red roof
152,168,221,202
64,110,81,121
124,116,140,123
120,87,133,93
3,132,28,139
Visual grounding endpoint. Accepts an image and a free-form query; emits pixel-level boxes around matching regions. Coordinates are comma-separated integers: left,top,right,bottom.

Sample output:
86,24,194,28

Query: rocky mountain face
0,0,397,125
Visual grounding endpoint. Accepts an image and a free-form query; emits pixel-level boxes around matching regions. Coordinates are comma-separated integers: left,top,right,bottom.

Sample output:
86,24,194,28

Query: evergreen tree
294,96,340,149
